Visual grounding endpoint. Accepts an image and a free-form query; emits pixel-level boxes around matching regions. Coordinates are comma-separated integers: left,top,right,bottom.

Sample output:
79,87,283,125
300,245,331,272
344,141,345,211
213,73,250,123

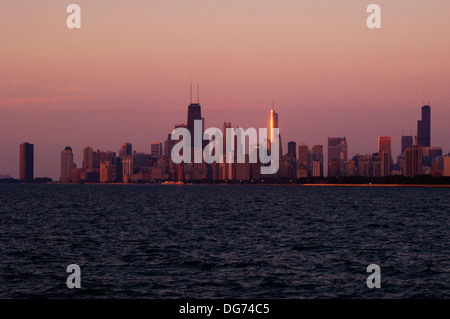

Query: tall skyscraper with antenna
187,83,203,147
417,104,431,147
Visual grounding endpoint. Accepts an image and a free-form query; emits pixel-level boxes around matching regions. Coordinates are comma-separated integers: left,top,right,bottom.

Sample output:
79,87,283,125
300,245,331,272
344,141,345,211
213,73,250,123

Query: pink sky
1,0,450,179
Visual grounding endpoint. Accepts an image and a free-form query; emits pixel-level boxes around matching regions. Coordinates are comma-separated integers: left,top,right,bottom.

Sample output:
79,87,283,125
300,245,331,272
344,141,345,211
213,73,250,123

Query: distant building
404,145,423,177
328,137,347,177
417,105,431,147
328,159,340,177
372,161,382,178
298,143,309,169
378,136,391,156
122,156,134,183
311,145,324,177
401,135,413,153
151,142,163,158
311,161,322,177
19,142,34,182
60,147,74,183
100,161,116,183
187,102,203,147
381,151,391,177
287,141,296,158
344,160,355,177
119,143,132,158
444,156,450,177
357,155,372,177
82,146,94,169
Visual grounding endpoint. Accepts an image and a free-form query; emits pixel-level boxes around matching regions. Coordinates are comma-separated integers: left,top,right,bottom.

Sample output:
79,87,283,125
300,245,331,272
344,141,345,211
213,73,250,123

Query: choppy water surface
0,184,448,298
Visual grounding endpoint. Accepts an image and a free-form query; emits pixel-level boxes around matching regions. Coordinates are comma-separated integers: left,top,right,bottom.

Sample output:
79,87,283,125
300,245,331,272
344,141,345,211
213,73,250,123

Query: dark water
0,184,448,298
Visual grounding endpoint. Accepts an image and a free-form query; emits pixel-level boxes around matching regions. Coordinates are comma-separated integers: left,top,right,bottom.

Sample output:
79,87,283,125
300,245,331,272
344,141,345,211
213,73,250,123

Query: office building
381,151,391,177
60,146,74,183
344,160,355,177
401,135,413,153
328,137,347,176
442,155,450,177
404,145,423,177
82,146,94,169
298,143,309,169
417,105,431,147
119,143,132,158
288,141,296,158
19,142,34,182
151,142,163,158
311,161,322,177
311,145,324,177
378,136,391,157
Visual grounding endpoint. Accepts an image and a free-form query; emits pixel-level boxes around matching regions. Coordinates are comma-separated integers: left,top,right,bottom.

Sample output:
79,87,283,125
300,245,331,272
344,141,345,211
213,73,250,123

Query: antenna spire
197,82,200,104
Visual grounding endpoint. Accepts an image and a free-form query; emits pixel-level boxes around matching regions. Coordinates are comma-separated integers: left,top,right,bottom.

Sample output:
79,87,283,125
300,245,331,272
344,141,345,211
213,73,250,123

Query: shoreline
32,182,450,188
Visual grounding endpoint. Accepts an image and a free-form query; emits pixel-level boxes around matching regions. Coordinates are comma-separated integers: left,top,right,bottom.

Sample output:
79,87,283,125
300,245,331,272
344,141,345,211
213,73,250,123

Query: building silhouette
444,155,450,177
151,142,163,158
328,137,347,177
404,145,423,177
19,142,34,182
401,135,413,153
378,136,391,156
311,145,324,177
82,146,94,169
187,102,203,146
381,151,391,177
60,146,74,183
417,105,431,147
119,143,132,158
298,143,309,169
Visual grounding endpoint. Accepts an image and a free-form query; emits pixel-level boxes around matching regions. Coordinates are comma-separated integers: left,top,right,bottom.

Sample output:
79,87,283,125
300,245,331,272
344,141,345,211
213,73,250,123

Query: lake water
0,184,448,298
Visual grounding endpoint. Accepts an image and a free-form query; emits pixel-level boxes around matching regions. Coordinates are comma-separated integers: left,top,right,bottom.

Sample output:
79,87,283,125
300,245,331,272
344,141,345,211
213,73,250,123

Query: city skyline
5,101,450,182
2,1,450,179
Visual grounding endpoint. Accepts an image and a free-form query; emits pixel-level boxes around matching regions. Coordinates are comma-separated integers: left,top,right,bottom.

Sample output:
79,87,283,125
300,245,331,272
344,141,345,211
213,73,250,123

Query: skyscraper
378,136,392,174
119,143,132,158
269,106,282,157
60,146,74,183
122,155,134,183
287,141,296,158
378,136,391,156
444,155,450,177
311,145,324,177
417,105,431,147
151,142,163,158
401,135,413,153
19,142,34,182
298,143,309,169
187,102,202,147
381,151,391,177
82,146,94,169
328,137,347,177
404,145,423,177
